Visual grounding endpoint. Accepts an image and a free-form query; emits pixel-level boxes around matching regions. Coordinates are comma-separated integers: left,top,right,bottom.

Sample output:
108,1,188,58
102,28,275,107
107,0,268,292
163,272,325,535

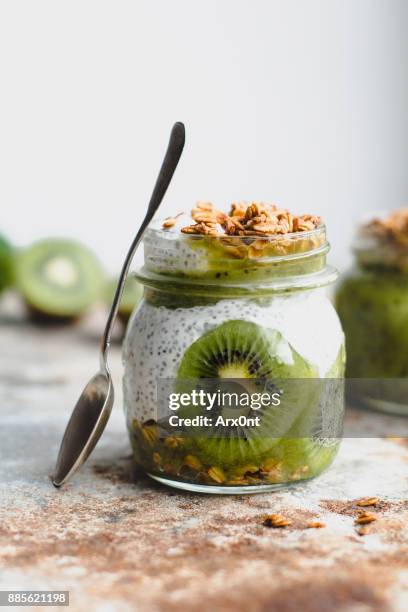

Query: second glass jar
336,215,408,416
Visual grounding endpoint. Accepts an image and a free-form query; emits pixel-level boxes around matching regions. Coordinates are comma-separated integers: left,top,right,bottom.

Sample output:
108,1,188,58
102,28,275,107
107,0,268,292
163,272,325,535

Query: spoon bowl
53,371,113,486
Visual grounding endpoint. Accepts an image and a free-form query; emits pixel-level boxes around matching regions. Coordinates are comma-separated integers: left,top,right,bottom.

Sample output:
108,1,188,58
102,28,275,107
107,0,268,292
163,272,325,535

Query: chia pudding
123,201,345,493
336,209,408,415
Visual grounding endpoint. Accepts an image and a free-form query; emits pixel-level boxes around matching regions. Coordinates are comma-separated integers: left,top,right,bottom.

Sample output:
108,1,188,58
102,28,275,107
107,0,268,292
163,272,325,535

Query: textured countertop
0,298,407,612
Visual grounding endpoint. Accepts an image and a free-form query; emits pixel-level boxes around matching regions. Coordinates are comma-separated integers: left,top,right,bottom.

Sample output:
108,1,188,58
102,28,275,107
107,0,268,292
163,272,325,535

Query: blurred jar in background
336,209,408,416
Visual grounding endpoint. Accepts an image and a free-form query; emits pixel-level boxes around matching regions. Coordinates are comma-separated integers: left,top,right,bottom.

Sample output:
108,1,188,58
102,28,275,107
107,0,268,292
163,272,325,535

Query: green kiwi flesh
0,234,15,293
175,320,317,465
16,238,104,319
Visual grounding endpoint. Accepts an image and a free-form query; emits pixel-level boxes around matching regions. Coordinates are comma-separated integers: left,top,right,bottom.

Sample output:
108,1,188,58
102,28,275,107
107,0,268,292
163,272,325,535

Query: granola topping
162,201,321,237
364,208,408,248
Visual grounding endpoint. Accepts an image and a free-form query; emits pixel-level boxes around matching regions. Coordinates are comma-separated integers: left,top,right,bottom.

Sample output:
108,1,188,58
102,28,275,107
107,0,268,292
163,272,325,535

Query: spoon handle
100,122,185,367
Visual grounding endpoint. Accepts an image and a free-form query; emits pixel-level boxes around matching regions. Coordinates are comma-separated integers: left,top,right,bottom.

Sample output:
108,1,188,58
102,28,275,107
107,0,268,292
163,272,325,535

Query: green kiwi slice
0,234,15,293
16,238,104,320
175,320,317,466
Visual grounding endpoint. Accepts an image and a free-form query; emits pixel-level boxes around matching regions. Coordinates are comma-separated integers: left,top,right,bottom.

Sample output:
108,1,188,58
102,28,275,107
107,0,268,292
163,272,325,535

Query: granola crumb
152,452,161,465
162,212,184,229
356,497,379,507
355,511,377,525
357,526,371,536
263,514,292,528
164,437,183,449
207,466,226,484
306,521,326,529
162,217,176,229
183,455,203,472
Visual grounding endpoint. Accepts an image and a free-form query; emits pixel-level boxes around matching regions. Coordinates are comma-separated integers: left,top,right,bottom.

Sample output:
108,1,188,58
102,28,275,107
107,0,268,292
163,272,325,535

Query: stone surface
0,299,407,612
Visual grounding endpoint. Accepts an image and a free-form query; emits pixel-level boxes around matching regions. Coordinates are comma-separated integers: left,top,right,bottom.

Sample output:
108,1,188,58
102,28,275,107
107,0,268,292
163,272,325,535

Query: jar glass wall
123,223,345,493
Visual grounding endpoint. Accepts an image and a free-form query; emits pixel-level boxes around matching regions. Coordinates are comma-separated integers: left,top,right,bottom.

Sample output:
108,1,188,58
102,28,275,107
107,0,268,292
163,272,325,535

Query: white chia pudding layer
123,289,344,423
143,225,210,273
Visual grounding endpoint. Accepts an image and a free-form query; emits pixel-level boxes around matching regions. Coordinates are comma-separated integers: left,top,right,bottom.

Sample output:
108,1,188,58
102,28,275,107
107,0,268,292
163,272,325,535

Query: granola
355,511,377,525
306,521,326,529
163,201,321,237
207,466,226,484
356,497,378,507
263,514,292,528
365,208,408,247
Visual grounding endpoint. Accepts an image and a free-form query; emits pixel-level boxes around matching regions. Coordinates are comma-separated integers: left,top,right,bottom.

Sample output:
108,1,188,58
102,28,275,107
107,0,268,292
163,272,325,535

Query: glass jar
123,223,345,493
336,216,408,416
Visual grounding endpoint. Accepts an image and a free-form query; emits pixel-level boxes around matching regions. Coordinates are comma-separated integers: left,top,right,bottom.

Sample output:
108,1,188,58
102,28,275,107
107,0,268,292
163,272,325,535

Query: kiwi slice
0,234,15,293
16,238,104,320
175,320,317,466
105,276,143,324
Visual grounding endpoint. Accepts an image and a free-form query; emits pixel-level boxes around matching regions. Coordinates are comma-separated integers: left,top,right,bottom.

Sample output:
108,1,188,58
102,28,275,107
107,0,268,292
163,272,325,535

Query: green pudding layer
336,268,408,378
336,267,408,410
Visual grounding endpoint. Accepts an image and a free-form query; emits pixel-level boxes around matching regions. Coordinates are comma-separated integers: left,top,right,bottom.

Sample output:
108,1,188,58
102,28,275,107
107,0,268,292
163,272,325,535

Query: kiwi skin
25,304,80,325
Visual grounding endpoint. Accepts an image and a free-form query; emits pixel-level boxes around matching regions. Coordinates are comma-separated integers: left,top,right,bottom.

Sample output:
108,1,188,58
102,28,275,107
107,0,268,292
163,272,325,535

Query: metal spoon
53,122,185,487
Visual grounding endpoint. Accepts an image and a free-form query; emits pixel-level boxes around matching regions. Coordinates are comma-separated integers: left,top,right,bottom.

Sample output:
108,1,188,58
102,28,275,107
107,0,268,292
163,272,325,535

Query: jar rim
134,264,338,296
352,215,408,271
138,222,334,294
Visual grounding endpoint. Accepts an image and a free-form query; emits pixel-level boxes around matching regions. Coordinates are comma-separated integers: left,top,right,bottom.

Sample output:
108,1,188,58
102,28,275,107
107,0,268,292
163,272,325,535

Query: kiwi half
16,238,104,320
174,320,318,466
0,234,15,293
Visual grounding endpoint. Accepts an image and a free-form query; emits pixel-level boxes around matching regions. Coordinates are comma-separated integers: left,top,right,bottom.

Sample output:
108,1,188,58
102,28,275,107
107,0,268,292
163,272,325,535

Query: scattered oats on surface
306,521,326,529
355,511,377,525
263,514,292,528
356,497,379,507
357,526,371,536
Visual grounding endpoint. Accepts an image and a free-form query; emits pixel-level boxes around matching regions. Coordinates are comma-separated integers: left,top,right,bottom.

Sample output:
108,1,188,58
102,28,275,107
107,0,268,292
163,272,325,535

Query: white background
0,0,407,272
